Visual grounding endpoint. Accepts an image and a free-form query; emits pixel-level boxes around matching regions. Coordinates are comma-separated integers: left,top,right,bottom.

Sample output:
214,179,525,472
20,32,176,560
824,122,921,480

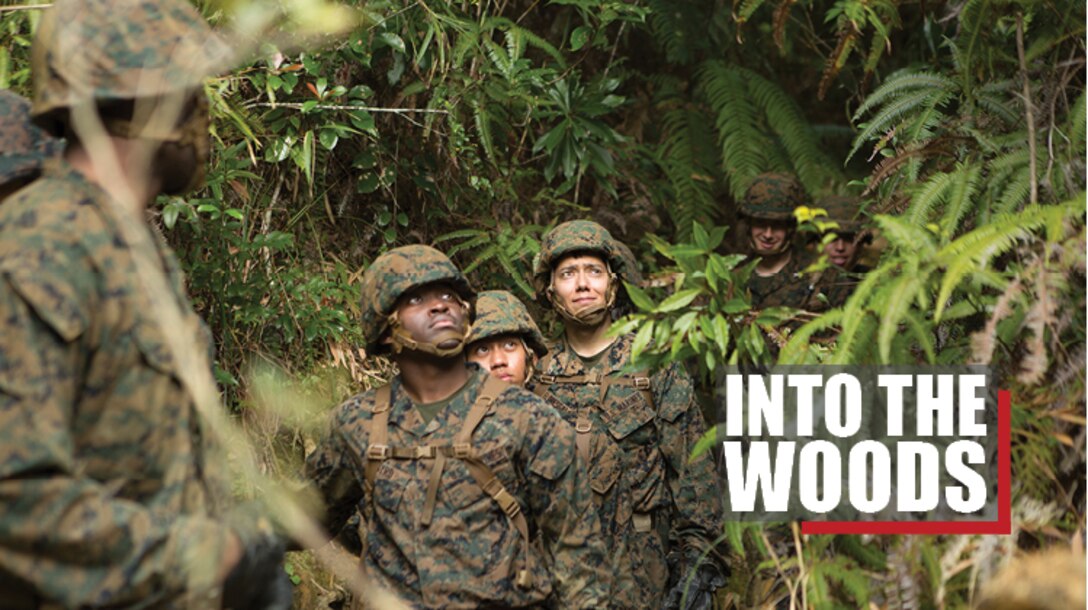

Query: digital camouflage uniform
0,90,61,193
0,163,230,608
740,172,833,311
467,289,548,358
528,221,724,609
305,245,608,609
816,195,873,309
0,1,238,607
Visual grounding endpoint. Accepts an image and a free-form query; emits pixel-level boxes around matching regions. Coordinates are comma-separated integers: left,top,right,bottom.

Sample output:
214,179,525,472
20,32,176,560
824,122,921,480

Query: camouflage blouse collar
386,364,489,437
545,332,635,376
44,157,192,297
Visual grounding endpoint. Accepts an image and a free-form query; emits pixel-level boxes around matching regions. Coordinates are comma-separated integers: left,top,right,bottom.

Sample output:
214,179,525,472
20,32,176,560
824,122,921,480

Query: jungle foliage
1,0,1083,606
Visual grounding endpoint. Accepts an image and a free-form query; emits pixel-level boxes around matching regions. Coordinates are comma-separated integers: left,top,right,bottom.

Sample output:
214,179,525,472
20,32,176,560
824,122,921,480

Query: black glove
662,550,727,610
222,531,293,610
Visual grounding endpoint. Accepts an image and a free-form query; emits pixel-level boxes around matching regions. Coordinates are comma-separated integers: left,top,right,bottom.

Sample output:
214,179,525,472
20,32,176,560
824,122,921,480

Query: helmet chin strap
548,272,618,326
386,303,471,358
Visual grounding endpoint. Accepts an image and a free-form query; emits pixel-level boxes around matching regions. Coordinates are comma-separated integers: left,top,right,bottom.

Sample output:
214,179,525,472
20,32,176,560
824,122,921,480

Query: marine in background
529,220,726,610
816,194,874,308
466,289,548,385
738,172,832,312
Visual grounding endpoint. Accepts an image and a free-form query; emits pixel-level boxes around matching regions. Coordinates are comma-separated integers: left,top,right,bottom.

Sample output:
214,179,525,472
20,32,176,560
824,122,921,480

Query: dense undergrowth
1,0,1083,606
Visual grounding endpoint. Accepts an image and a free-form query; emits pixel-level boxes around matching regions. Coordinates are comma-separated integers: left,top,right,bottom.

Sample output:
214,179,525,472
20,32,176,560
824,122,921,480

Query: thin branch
1016,12,1038,205
246,101,448,114
0,4,52,12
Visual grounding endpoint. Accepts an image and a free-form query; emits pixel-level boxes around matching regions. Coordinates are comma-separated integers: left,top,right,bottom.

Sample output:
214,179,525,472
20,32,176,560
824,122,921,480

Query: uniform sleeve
655,363,725,560
304,412,366,539
0,273,233,607
520,393,610,608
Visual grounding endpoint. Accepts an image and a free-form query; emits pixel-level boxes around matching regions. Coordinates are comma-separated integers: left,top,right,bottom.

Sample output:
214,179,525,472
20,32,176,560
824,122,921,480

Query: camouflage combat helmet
0,90,61,190
31,0,231,134
359,245,476,357
818,195,869,235
610,240,644,288
31,0,231,194
467,290,548,358
532,220,635,325
738,172,807,221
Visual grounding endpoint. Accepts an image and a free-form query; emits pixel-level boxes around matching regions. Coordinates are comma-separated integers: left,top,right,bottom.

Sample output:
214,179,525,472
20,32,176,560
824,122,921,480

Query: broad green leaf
655,288,701,312
632,320,655,356
625,281,656,312
570,26,592,51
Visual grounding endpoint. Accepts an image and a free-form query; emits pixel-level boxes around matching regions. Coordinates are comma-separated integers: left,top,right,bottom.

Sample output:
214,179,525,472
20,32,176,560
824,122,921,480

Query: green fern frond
852,70,958,120
472,101,497,166
659,106,719,239
878,213,938,256
940,162,982,236
902,311,937,363
875,265,929,363
647,0,706,64
904,164,954,231
975,81,1020,125
831,263,895,364
697,61,771,197
735,0,769,23
993,166,1032,215
931,208,1056,320
746,68,841,189
451,28,480,69
849,88,954,162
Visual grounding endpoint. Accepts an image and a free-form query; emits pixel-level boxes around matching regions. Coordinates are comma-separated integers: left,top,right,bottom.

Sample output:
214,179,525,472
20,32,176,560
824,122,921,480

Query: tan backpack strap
456,375,533,588
364,384,393,489
421,450,446,526
460,455,534,588
455,374,507,443
574,412,592,464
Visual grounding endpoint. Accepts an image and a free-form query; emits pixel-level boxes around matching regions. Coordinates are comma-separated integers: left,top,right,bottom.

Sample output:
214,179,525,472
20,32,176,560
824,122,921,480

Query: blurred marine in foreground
0,0,289,608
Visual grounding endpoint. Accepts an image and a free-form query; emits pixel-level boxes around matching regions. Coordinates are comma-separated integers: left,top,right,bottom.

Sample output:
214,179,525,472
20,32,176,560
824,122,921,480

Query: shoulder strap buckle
414,445,436,459
633,376,651,390
452,442,473,458
537,374,556,384
367,444,390,460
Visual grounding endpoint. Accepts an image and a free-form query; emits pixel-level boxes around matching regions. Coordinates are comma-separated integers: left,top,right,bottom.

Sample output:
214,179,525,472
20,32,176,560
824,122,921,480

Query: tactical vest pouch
589,435,621,496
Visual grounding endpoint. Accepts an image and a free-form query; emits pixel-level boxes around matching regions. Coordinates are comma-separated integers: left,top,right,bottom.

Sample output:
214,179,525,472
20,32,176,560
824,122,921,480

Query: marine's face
824,233,859,268
467,334,530,385
748,219,792,256
393,282,468,351
551,253,610,315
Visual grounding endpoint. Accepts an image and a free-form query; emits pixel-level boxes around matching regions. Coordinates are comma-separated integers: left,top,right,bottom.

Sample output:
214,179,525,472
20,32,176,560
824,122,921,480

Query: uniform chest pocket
132,315,177,375
442,442,517,511
371,461,410,514
600,386,657,443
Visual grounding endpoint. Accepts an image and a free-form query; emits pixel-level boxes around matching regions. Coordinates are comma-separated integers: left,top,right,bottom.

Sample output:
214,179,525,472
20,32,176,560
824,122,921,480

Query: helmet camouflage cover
531,220,639,296
0,90,61,188
359,244,476,355
531,220,643,325
467,290,548,358
818,194,869,234
31,0,232,136
738,172,807,221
